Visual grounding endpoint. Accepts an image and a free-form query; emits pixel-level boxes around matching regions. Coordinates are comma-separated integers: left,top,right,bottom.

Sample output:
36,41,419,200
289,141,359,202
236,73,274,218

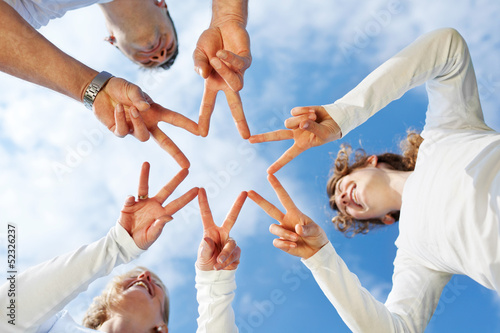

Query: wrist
81,71,114,110
210,0,248,27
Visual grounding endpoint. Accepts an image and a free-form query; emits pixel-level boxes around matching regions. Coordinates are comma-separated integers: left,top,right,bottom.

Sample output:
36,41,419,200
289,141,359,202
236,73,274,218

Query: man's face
113,3,178,69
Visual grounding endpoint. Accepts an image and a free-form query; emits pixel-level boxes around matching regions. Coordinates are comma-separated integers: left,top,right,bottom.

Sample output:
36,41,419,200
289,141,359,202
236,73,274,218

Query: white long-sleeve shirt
306,28,500,332
0,224,238,333
196,268,238,333
3,0,112,29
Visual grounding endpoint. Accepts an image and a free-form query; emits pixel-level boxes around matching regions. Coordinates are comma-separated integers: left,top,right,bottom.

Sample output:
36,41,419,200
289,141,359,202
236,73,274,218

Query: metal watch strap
83,71,114,110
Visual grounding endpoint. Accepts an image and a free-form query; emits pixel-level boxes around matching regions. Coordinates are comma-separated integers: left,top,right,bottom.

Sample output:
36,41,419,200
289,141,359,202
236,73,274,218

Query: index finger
247,190,285,222
248,130,293,144
224,90,250,139
150,126,190,169
198,188,215,230
154,168,189,204
267,174,298,211
156,106,200,136
221,191,248,231
267,144,304,174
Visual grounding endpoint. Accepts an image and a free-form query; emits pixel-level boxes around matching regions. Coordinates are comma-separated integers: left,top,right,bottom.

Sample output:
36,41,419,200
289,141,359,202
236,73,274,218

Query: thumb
128,84,150,112
198,237,216,261
296,222,318,238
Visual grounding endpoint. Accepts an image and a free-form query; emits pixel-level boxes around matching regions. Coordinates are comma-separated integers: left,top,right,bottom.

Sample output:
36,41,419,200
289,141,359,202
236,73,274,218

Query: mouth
350,185,362,208
128,280,153,297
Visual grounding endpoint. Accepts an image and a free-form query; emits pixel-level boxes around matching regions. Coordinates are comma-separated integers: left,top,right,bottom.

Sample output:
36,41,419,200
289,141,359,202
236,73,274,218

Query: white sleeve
302,242,452,333
324,28,490,138
0,223,144,333
195,268,238,333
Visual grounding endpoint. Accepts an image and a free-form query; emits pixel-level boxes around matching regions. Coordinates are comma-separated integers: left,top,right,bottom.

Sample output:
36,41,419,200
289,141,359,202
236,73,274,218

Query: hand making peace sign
248,174,329,259
118,162,199,250
196,188,247,271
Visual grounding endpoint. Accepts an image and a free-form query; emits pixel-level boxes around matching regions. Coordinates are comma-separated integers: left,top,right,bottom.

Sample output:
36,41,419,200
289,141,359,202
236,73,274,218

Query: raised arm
193,0,252,139
195,189,247,333
0,2,199,168
250,28,487,173
0,162,198,332
249,175,452,332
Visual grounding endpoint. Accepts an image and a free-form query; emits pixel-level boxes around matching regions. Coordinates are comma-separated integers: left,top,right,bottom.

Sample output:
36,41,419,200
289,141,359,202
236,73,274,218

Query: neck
386,169,412,210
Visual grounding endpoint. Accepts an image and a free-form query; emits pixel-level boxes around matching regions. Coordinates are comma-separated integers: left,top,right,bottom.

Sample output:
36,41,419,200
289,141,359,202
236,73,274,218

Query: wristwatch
83,71,114,110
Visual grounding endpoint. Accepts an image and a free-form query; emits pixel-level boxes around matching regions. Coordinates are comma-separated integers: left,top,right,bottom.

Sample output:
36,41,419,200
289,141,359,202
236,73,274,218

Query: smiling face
82,267,169,332
111,270,169,332
333,164,396,221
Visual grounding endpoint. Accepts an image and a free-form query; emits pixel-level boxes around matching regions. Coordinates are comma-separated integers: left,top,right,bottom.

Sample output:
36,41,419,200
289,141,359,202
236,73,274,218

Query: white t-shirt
307,28,500,332
4,0,112,29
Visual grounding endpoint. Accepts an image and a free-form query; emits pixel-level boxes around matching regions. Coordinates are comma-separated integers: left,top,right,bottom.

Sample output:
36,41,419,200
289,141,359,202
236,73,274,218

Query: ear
366,155,378,167
381,214,395,225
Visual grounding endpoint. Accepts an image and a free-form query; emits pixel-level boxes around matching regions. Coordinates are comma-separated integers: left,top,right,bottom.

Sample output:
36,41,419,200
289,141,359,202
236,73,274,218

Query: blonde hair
327,131,423,237
82,267,169,329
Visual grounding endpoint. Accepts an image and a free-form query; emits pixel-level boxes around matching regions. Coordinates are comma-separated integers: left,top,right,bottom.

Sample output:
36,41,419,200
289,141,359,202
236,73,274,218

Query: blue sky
1,0,500,332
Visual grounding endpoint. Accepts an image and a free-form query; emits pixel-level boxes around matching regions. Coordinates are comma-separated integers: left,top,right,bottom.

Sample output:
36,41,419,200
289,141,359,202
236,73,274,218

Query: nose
149,47,168,64
138,270,152,281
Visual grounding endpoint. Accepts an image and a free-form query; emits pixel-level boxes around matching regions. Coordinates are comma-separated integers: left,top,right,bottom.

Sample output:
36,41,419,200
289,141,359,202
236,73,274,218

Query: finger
198,85,217,137
273,238,297,251
123,195,136,207
129,107,150,142
267,144,305,174
126,83,151,111
217,238,237,265
163,187,199,216
150,126,190,168
216,243,241,270
210,57,243,92
224,90,250,139
247,190,285,222
248,130,293,144
267,174,298,211
217,50,251,72
154,168,189,203
193,48,212,79
269,224,299,241
291,106,320,117
157,107,200,136
113,104,130,137
221,191,248,231
146,215,174,246
138,162,150,199
284,113,316,130
198,188,215,230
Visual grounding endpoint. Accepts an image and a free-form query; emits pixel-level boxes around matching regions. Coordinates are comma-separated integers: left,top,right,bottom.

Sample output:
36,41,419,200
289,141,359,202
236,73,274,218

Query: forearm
324,28,472,137
196,268,238,333
0,1,97,102
211,0,248,27
0,224,143,332
303,242,408,332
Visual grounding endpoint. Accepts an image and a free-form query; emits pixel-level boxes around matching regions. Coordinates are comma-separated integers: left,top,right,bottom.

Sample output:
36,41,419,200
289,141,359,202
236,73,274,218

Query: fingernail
131,108,139,118
195,66,202,76
302,122,309,129
218,255,226,263
211,58,222,70
217,50,227,60
308,114,316,120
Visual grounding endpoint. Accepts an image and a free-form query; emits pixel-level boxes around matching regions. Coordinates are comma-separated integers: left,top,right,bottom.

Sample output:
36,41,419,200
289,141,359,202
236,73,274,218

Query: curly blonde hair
327,131,423,236
82,267,169,329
